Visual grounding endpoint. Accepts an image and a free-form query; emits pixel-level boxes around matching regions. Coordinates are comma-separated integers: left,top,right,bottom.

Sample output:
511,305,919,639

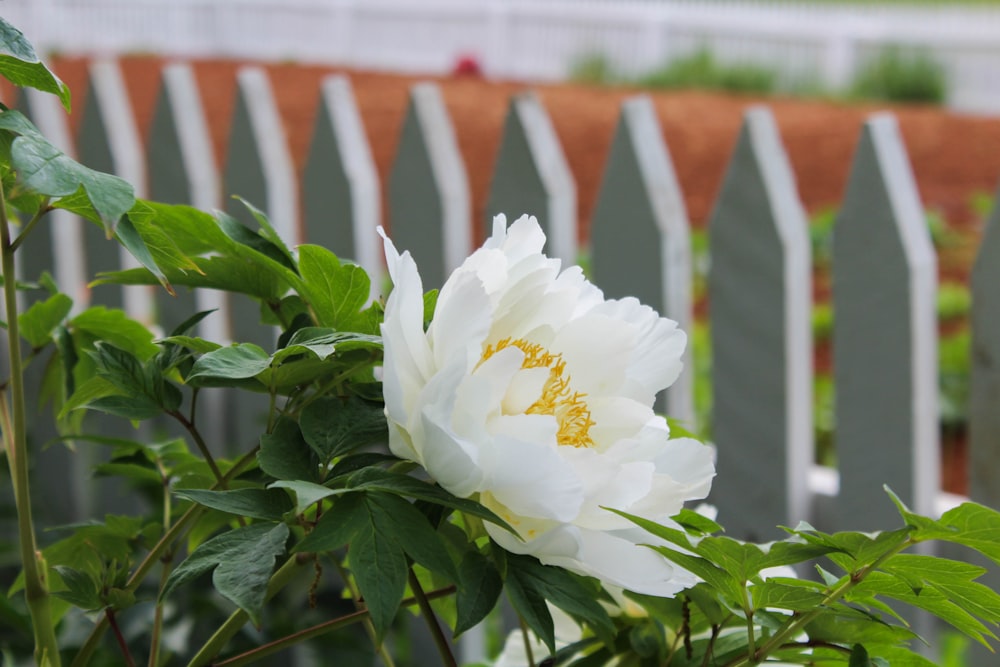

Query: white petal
566,529,696,597
480,434,583,522
428,261,494,370
592,297,686,399
551,314,633,397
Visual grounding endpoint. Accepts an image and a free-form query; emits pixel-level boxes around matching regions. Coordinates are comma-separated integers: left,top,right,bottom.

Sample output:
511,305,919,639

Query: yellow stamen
480,337,595,448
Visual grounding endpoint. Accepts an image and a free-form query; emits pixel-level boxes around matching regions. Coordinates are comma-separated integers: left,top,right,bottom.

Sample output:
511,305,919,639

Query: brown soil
43,56,1000,495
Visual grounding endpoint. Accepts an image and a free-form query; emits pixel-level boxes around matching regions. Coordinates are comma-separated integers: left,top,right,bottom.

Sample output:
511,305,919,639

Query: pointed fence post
970,183,1000,510
76,59,150,322
486,92,576,265
147,63,230,451
15,88,92,524
591,96,693,424
708,107,814,540
832,114,939,530
224,66,299,245
303,75,381,298
222,66,298,451
147,63,228,343
388,82,470,289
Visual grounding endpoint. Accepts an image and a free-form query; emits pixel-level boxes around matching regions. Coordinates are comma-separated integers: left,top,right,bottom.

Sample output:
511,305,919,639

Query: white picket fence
7,58,998,545
5,0,1000,112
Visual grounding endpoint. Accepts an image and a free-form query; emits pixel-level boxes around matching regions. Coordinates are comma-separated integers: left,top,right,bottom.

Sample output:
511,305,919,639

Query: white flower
379,214,715,596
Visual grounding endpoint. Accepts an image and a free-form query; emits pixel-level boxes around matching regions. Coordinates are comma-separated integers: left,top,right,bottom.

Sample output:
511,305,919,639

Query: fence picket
591,95,693,423
148,63,229,343
302,75,381,297
832,114,939,530
388,82,470,289
708,107,813,541
147,63,230,450
222,66,296,451
970,185,1000,510
16,88,92,523
486,92,576,265
77,60,150,320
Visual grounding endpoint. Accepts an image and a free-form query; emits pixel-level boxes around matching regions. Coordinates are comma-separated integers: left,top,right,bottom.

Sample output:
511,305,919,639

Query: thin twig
408,568,457,667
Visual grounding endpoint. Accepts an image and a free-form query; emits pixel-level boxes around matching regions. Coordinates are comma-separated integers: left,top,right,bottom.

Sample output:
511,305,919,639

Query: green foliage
638,48,778,94
851,45,947,104
568,53,618,86
0,17,995,667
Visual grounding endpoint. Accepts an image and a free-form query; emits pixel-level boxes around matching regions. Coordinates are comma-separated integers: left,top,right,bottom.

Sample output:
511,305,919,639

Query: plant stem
210,585,456,667
166,408,225,485
0,188,61,666
70,448,259,667
106,608,137,667
186,554,308,667
725,537,915,667
332,558,397,667
10,205,51,253
519,616,537,667
148,465,175,667
408,568,457,667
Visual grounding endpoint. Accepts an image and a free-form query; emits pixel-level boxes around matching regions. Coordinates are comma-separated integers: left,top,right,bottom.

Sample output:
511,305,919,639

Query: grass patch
850,45,947,104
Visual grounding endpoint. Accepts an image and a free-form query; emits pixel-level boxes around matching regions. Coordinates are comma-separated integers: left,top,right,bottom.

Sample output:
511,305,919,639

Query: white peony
379,214,715,596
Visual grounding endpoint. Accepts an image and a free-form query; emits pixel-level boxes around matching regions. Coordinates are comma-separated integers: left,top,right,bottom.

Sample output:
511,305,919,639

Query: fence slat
76,59,150,320
225,66,299,245
591,95,693,423
970,184,1000,510
832,113,939,530
222,66,297,451
148,63,229,343
486,92,576,265
16,88,93,524
387,82,470,289
708,107,813,540
302,75,381,297
147,63,231,451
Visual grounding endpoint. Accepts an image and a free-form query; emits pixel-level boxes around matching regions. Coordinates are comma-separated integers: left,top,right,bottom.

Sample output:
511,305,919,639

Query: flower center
480,337,595,448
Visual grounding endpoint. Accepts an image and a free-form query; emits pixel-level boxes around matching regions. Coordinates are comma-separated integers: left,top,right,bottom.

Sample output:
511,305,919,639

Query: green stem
148,466,175,667
70,448,259,667
725,538,915,667
210,585,456,667
519,616,537,667
743,589,756,664
166,408,225,485
106,608,136,667
186,554,308,667
0,189,61,666
10,205,51,253
332,559,397,667
408,568,457,667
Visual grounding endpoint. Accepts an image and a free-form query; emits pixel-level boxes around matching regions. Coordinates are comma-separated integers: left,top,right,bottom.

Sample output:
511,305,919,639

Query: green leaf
750,580,829,612
215,209,299,275
174,489,293,522
297,245,370,329
0,17,71,110
95,255,287,302
294,492,368,554
211,523,289,626
18,293,71,347
506,553,615,648
231,196,297,268
0,111,134,234
157,335,223,356
673,507,723,536
58,376,122,420
269,480,339,515
114,214,173,294
368,492,458,583
343,468,515,534
350,509,408,641
300,395,387,464
52,566,102,611
454,551,503,636
258,418,320,483
162,522,289,626
186,344,270,388
504,556,556,653
422,289,438,329
934,502,1000,566
71,307,158,360
850,643,873,667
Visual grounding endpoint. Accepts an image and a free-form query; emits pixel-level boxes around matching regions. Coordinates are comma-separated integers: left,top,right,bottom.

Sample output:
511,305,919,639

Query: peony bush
0,17,997,667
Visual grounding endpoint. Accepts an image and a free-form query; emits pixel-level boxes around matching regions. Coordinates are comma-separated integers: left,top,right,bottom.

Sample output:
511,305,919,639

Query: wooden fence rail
4,59,997,546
